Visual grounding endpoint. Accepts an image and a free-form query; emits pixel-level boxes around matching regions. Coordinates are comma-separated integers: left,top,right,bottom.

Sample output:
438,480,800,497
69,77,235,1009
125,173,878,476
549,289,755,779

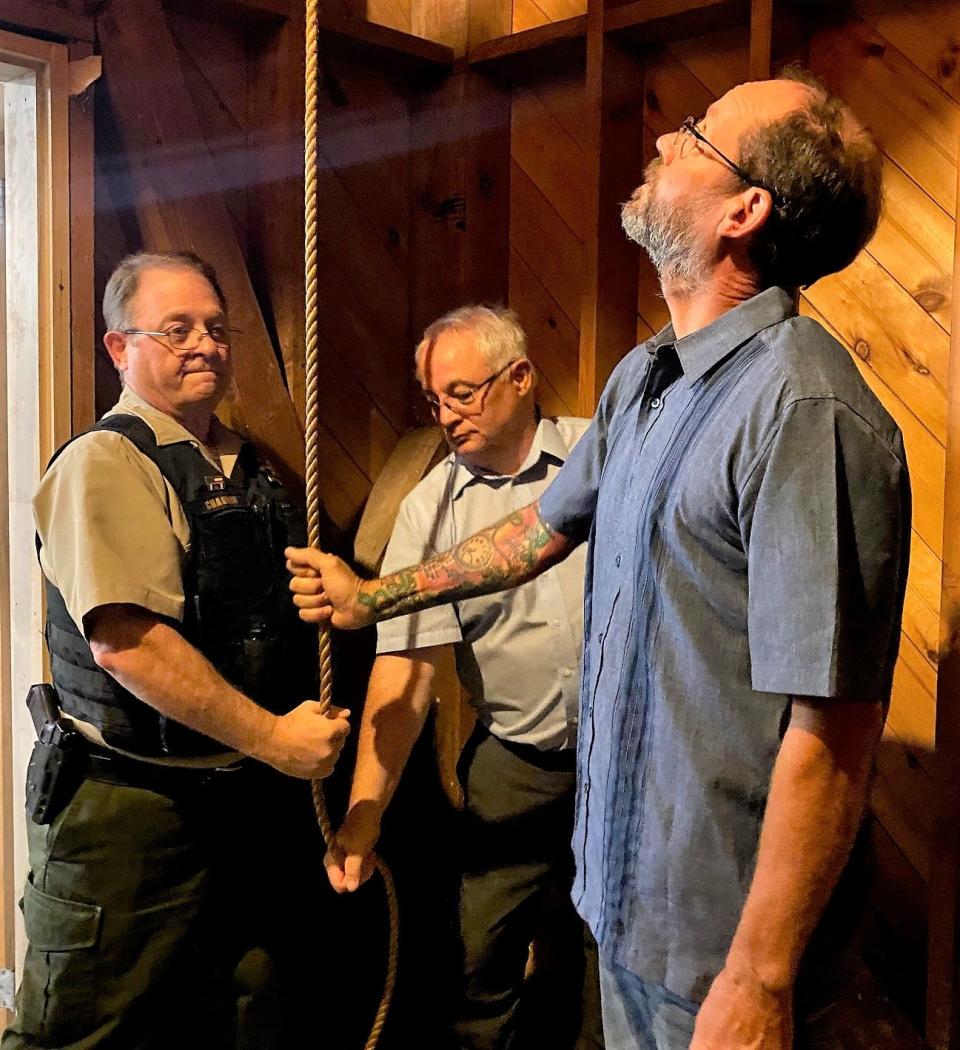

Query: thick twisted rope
304,1,399,1045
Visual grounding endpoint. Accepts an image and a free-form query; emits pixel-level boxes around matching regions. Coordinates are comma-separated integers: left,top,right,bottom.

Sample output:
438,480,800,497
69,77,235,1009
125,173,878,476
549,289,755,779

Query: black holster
24,684,85,825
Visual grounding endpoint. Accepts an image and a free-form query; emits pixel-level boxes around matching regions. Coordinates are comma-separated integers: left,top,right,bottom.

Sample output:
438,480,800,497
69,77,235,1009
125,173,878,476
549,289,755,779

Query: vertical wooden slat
68,41,96,434
748,0,772,80
409,0,510,788
926,123,960,1050
247,11,307,424
0,75,11,1036
408,38,510,348
578,0,643,414
466,0,509,52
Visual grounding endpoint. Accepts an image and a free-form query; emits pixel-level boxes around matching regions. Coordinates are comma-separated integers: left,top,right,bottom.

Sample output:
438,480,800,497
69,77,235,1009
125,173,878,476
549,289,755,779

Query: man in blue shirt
287,72,908,1050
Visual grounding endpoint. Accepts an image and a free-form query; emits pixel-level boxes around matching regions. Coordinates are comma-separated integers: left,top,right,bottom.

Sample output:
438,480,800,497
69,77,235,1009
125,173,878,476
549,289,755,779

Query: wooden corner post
926,120,960,1050
578,0,644,415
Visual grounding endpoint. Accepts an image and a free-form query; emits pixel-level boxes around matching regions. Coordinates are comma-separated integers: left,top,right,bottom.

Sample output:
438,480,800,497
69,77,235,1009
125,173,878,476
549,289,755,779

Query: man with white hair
289,72,911,1049
322,305,602,1049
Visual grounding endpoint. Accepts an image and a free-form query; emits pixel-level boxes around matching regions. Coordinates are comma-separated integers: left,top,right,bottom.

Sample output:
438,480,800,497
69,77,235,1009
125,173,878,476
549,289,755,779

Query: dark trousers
455,727,604,1050
1,763,327,1050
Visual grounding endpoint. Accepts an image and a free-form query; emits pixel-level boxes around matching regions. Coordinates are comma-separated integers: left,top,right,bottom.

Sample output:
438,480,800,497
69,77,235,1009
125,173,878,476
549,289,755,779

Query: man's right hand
286,547,375,630
324,804,382,893
263,700,351,779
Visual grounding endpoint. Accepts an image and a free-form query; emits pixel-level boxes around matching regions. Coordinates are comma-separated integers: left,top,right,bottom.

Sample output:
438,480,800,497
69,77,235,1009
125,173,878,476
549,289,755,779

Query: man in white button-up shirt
323,306,601,1050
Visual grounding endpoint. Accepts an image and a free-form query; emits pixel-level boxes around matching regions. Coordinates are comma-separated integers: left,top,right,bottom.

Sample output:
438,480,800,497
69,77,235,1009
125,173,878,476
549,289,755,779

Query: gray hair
102,251,228,331
736,68,883,290
415,304,533,380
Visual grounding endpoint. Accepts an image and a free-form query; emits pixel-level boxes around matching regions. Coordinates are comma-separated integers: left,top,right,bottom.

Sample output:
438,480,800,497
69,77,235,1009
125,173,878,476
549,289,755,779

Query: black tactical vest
42,414,317,758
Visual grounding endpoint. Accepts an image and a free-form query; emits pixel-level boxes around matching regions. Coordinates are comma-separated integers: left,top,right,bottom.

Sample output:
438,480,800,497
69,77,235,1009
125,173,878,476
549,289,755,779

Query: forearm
89,606,277,760
359,500,571,622
347,652,437,819
725,697,884,990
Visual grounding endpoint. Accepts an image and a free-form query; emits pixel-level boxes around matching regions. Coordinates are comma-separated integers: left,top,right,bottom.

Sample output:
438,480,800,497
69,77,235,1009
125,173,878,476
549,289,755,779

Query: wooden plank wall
509,64,588,416
807,5,957,1012
93,5,415,531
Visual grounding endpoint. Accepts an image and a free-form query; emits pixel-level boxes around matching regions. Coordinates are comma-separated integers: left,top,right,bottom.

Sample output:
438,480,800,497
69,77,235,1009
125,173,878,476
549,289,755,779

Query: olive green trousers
1,764,326,1050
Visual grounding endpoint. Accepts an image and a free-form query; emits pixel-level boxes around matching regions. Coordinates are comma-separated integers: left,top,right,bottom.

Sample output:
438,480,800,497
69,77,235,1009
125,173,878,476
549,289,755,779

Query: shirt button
650,396,662,409
553,619,561,628
563,669,573,679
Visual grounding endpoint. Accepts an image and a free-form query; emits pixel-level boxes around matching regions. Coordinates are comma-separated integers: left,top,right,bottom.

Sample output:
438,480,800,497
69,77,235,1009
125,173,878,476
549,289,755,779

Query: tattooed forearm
358,500,572,621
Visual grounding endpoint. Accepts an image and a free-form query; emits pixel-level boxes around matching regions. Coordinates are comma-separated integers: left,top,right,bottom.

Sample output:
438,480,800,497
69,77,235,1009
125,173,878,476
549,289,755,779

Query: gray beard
621,187,712,297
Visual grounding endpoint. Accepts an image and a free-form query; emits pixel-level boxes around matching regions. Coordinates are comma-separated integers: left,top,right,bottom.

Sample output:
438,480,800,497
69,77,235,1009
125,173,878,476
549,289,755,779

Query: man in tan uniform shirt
3,251,349,1050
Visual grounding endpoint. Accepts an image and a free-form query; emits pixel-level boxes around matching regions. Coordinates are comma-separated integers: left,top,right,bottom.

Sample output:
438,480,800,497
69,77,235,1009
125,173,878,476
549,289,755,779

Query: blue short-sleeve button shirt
539,286,911,1000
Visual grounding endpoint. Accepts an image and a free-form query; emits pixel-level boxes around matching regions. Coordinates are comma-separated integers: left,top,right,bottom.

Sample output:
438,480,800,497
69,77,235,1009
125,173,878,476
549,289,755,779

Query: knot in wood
431,195,466,225
645,89,660,113
914,287,946,314
865,40,886,57
853,339,870,361
899,346,930,376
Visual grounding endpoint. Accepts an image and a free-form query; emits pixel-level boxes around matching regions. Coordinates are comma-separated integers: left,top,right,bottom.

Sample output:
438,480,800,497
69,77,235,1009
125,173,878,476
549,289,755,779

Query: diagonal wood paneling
512,0,586,34
508,64,589,418
810,18,958,218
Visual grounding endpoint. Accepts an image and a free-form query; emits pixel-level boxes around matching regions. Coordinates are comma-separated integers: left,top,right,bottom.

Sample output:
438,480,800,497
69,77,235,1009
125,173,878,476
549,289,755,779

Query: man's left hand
690,964,793,1050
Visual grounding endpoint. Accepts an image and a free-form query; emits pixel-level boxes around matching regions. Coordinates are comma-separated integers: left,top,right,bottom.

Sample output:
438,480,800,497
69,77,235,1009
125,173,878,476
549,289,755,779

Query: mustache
624,157,663,207
180,362,225,374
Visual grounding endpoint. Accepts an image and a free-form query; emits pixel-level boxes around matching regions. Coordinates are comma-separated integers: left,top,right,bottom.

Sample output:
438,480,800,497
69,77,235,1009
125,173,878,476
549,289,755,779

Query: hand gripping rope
304,2,399,1045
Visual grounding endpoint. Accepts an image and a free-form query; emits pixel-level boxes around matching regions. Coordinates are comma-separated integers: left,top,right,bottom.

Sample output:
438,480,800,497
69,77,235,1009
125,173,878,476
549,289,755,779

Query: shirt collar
111,385,237,451
650,286,796,385
451,416,569,501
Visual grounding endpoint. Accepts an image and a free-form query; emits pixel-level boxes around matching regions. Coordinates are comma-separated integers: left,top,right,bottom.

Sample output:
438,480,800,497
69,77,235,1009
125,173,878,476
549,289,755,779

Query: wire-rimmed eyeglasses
676,116,783,206
122,323,241,355
422,360,516,421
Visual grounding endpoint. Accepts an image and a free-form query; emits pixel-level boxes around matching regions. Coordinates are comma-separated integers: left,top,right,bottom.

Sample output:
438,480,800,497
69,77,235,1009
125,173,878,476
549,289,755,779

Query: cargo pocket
16,879,103,1043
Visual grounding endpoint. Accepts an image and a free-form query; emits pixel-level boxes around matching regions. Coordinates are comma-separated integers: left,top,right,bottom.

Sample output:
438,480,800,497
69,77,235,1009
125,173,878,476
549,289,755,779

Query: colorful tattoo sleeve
358,500,568,621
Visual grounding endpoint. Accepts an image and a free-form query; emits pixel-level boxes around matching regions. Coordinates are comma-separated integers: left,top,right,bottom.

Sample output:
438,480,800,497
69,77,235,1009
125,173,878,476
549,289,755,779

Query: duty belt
83,744,245,795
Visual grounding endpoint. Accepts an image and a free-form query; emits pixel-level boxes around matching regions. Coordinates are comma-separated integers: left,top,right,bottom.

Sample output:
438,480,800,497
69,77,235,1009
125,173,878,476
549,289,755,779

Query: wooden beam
466,0,508,51
97,0,306,484
314,13,455,74
468,16,587,77
247,11,306,425
926,124,960,1050
468,0,749,78
578,0,644,413
412,0,467,56
604,0,749,43
410,0,510,350
69,41,96,434
162,0,291,22
749,0,773,79
409,63,512,346
0,0,94,42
